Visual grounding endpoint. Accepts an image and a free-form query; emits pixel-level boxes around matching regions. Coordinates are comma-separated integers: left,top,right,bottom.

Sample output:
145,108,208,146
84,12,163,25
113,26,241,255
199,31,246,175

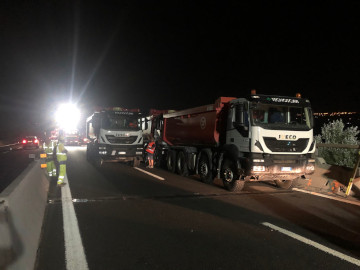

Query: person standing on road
146,137,155,169
56,136,68,186
42,136,57,178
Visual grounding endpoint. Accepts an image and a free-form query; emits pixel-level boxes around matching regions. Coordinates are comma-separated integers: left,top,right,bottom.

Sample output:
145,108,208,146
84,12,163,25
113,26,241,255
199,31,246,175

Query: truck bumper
242,154,315,181
98,144,143,162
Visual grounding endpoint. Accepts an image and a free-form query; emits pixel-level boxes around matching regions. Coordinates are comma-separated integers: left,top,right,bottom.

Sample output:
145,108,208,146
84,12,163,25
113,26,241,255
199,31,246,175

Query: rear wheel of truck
166,150,176,173
176,151,189,176
221,159,245,192
199,154,213,184
275,178,298,189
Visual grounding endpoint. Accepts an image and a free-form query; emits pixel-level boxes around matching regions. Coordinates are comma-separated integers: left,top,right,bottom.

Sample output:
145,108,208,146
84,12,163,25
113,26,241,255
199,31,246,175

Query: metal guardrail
317,143,360,196
317,143,360,149
0,143,22,152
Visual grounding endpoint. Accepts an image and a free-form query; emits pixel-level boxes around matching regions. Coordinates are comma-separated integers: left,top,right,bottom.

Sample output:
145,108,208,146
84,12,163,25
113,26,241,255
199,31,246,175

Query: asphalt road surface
36,146,360,270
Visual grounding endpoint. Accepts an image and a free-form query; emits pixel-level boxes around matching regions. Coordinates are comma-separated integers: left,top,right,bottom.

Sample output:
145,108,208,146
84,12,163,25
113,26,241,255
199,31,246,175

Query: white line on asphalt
61,174,89,270
262,222,360,267
292,188,360,207
134,167,165,181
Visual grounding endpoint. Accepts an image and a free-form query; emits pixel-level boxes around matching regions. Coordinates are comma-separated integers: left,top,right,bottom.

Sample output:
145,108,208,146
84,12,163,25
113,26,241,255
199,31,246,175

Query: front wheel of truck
95,156,104,168
275,177,298,189
133,158,140,167
221,159,245,192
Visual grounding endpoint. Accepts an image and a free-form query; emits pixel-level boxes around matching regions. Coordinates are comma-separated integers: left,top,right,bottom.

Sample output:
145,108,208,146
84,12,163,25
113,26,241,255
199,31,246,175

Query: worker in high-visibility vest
42,137,57,178
146,139,155,168
56,136,68,186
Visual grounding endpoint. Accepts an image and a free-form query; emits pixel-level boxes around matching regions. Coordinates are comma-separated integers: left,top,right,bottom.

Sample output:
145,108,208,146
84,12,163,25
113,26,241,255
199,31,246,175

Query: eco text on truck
149,91,316,191
86,107,144,167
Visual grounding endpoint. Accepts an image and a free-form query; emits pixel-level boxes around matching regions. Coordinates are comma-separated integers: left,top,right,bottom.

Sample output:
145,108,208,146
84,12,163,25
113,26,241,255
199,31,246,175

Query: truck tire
221,159,245,192
86,150,91,162
133,158,140,167
176,151,189,176
166,150,176,173
95,156,104,168
275,177,298,189
86,145,92,162
199,154,213,184
154,148,163,168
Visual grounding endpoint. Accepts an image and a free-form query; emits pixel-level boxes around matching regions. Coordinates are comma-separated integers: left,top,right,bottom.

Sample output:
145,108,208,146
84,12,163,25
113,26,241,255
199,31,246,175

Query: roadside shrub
315,119,359,167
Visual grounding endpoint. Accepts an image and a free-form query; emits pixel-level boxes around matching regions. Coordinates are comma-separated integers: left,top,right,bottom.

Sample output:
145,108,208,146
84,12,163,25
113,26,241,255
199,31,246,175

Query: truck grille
263,137,309,152
105,135,138,144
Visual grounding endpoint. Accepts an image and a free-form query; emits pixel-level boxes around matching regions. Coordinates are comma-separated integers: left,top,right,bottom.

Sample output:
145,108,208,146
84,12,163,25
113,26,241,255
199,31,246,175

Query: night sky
1,1,359,136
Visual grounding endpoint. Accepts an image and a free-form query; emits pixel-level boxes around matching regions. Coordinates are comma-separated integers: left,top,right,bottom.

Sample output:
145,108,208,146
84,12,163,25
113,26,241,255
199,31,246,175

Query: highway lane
36,146,360,270
0,145,40,193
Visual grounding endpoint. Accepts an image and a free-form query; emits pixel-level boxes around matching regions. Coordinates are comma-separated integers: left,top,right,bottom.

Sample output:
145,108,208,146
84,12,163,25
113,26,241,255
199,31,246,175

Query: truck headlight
99,151,107,155
253,159,264,163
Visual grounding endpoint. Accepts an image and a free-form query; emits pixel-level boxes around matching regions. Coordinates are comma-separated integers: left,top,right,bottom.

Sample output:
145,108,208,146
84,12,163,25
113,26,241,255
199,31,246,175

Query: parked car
22,136,40,149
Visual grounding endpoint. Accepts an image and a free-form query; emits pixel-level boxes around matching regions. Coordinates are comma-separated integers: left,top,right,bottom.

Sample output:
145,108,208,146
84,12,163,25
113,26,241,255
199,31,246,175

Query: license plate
281,167,292,172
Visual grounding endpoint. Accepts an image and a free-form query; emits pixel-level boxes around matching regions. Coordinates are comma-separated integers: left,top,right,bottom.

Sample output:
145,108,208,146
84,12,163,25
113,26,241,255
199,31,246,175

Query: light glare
55,103,80,131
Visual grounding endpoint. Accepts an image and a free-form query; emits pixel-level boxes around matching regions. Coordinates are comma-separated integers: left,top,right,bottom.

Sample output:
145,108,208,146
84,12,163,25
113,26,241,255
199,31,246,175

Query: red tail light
22,139,27,144
34,139,39,143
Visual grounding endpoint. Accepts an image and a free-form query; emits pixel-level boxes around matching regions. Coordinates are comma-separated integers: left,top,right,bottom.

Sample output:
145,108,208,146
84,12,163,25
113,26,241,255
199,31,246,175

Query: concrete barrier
0,160,49,270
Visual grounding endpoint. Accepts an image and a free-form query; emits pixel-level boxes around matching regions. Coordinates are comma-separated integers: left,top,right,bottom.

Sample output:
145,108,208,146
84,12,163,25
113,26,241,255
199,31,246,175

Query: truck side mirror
234,104,244,126
93,118,100,131
145,119,149,130
233,103,249,137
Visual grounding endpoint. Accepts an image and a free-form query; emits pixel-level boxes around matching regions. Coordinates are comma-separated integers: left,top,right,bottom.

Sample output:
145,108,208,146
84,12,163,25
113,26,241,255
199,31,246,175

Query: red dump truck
149,92,316,191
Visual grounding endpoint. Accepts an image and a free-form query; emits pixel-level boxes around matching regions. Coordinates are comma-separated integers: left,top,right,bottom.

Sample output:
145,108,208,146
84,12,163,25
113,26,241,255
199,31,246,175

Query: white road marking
292,188,360,207
61,174,89,270
134,167,165,181
262,222,360,267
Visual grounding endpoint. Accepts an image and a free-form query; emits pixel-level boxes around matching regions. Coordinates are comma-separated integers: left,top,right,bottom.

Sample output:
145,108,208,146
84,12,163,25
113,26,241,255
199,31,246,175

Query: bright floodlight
55,103,80,131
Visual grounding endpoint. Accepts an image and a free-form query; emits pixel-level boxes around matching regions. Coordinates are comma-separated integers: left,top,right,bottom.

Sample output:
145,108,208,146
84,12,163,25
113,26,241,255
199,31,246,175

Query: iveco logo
278,135,297,140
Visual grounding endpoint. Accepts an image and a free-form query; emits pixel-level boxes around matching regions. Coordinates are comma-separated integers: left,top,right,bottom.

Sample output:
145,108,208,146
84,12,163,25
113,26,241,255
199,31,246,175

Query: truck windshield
250,103,313,130
101,115,139,131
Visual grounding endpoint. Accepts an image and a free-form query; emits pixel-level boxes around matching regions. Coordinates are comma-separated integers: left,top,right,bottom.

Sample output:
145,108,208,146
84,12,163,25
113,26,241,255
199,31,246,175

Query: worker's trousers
46,159,56,177
57,161,67,184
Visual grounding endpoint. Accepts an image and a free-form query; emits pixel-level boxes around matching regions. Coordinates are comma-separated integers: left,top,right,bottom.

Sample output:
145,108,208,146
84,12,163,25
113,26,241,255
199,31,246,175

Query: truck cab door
226,102,250,153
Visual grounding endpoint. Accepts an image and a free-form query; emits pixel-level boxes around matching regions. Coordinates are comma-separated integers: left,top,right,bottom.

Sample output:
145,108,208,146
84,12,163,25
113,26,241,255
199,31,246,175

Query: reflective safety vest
43,141,56,154
56,142,67,162
146,141,155,154
43,141,55,161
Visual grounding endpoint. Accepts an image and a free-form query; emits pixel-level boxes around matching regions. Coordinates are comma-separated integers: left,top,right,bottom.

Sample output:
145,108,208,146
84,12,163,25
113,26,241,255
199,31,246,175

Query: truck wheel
154,148,162,168
95,156,103,168
166,150,176,173
86,145,92,162
176,151,189,176
221,159,245,192
199,154,213,184
133,158,140,167
275,177,298,189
